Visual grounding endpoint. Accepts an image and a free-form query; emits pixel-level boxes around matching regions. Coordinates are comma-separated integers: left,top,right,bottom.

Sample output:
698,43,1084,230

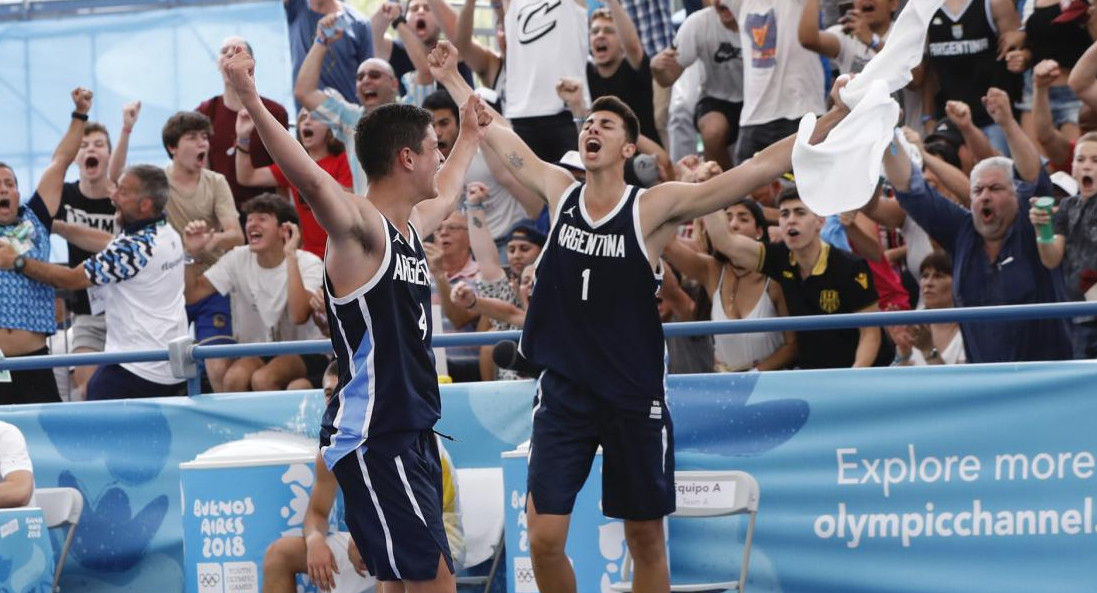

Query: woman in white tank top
665,199,797,371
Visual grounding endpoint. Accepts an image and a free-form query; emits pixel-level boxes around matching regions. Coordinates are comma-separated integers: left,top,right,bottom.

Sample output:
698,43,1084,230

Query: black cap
925,118,964,147
507,219,546,247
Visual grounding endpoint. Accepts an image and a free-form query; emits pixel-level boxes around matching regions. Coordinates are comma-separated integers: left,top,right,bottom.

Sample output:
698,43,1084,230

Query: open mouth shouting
247,228,265,246
859,2,876,13
196,151,208,167
583,138,602,159
1080,174,1095,196
592,41,610,60
0,196,13,218
978,204,995,225
84,155,101,174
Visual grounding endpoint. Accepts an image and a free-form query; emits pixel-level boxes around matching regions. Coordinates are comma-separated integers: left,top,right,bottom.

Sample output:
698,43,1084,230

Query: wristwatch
925,347,941,361
13,255,27,274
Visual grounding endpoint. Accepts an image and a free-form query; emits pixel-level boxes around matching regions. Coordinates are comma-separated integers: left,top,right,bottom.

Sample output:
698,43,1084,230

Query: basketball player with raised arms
431,41,851,593
222,47,490,593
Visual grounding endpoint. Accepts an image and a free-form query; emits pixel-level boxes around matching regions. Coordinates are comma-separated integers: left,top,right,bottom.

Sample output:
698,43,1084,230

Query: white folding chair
36,487,84,593
611,470,760,593
453,468,505,593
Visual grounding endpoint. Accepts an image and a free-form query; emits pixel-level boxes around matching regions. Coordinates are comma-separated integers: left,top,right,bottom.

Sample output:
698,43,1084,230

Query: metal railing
4,301,1097,396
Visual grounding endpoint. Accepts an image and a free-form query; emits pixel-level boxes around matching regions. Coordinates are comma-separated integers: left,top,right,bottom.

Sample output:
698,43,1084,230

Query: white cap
1051,170,1079,196
558,150,585,171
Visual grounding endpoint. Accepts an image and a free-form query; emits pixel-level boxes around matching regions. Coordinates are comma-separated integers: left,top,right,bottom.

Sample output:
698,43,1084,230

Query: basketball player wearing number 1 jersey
224,44,492,593
433,40,852,591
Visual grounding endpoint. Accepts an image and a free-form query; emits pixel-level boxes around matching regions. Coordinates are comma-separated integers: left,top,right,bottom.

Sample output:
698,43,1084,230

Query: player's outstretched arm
429,41,574,208
223,47,361,239
412,95,492,236
643,79,852,228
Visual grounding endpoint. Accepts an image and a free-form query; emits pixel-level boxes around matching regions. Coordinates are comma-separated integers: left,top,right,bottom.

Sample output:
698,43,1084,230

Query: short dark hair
589,96,639,144
84,122,113,153
923,140,961,170
124,164,170,214
162,111,212,159
354,103,434,181
243,193,299,226
0,161,16,189
422,90,459,122
919,250,953,277
776,185,803,208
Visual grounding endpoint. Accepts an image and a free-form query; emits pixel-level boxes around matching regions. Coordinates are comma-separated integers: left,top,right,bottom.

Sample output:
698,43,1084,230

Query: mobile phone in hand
838,1,855,19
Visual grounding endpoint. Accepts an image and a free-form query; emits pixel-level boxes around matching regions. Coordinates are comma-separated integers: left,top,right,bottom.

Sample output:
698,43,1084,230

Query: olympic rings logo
515,566,536,583
199,572,221,587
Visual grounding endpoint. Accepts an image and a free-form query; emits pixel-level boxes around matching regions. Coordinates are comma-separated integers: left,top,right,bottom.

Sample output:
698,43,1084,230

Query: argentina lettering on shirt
555,222,626,258
927,38,990,57
392,252,431,286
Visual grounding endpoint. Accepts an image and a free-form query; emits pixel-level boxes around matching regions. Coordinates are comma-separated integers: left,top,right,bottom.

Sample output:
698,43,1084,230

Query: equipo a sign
675,478,736,510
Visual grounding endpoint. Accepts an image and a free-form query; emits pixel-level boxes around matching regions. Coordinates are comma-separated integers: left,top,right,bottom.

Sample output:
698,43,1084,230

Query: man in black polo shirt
713,187,890,368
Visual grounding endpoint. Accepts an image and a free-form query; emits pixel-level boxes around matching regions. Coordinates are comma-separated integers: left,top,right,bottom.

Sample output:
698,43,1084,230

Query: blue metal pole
5,301,1097,373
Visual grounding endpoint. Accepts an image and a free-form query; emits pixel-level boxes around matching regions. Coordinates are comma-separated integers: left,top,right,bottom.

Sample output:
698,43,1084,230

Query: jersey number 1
580,268,591,301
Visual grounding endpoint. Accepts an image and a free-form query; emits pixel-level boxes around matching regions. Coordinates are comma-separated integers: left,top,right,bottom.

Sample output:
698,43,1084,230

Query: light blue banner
2,364,1097,592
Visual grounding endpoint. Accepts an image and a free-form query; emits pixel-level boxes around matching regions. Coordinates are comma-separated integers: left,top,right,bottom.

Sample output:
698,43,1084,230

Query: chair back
34,487,83,593
36,487,83,528
455,467,505,567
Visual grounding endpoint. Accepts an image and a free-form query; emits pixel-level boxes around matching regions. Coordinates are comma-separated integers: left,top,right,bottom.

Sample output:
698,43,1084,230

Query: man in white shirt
183,194,328,392
727,0,826,164
0,165,189,400
652,0,745,170
0,421,34,508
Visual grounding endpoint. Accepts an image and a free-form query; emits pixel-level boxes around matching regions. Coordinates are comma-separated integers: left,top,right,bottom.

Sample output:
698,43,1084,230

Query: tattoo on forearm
472,217,483,228
506,152,524,169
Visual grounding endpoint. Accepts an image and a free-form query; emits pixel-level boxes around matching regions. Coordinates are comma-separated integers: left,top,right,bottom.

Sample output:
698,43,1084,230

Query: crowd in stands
4,0,1097,405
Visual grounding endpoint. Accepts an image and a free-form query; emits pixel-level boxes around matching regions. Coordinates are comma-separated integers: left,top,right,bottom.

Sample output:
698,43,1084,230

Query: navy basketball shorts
527,369,676,521
332,432,454,582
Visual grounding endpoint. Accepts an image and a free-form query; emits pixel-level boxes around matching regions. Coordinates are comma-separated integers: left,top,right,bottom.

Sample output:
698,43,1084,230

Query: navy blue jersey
321,214,439,468
520,182,666,410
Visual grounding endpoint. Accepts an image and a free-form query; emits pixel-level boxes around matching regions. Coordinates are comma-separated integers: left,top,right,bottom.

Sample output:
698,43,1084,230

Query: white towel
791,0,945,216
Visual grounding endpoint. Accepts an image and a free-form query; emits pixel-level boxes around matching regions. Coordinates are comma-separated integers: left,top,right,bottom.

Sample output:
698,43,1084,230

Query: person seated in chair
0,420,34,508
